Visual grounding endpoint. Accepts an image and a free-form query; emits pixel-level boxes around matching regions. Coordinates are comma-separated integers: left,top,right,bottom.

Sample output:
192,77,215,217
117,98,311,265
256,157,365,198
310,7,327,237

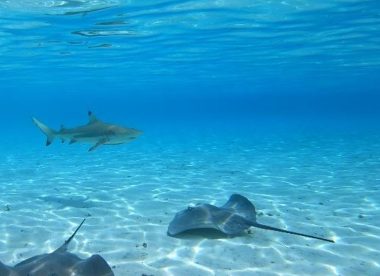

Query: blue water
1,0,380,126
1,1,380,275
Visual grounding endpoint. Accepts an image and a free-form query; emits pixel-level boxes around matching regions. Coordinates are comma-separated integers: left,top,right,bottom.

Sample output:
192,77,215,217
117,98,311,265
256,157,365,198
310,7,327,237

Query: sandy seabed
0,130,379,275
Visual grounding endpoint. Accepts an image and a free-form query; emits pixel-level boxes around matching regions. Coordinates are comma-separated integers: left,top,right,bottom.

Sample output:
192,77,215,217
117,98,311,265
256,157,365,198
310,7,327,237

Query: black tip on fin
46,140,52,146
88,110,92,116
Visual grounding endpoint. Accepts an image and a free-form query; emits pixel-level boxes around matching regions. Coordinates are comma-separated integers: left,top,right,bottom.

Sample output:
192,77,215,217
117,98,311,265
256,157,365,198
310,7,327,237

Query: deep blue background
0,0,379,137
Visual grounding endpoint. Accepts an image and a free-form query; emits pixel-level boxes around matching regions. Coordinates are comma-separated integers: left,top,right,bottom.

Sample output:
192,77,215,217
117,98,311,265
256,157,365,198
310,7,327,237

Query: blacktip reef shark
0,219,114,276
168,194,335,243
32,111,142,151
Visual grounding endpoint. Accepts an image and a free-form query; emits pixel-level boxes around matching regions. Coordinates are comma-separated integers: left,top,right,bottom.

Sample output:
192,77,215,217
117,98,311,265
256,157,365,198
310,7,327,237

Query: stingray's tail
55,218,86,253
65,218,86,246
252,222,335,243
32,117,57,146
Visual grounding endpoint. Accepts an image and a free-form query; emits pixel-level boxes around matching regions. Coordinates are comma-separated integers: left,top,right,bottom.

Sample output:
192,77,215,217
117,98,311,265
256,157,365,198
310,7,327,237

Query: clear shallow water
1,131,380,275
0,0,380,275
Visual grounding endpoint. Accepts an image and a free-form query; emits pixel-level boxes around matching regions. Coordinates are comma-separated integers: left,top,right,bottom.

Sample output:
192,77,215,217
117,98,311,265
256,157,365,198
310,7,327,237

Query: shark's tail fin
32,117,56,146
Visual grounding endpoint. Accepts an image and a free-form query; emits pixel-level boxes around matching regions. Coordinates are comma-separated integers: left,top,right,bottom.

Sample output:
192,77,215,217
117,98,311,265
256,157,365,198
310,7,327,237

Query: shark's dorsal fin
88,111,99,124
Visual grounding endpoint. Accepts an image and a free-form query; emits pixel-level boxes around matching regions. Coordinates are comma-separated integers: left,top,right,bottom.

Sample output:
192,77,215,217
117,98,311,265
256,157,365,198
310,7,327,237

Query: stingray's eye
187,206,194,211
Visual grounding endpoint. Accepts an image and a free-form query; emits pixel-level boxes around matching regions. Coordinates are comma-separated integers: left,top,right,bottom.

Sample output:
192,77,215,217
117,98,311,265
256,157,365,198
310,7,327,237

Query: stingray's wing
14,252,114,276
216,213,253,235
0,261,12,276
73,254,115,276
221,194,257,222
14,254,47,268
167,194,258,236
167,203,253,236
167,204,221,236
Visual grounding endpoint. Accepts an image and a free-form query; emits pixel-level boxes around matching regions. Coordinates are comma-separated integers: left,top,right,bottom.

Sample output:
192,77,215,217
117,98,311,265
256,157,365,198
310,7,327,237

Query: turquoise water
1,1,380,275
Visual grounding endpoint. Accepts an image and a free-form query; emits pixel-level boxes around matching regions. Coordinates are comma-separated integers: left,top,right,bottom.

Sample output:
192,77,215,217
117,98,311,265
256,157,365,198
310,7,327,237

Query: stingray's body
168,194,334,243
0,219,114,276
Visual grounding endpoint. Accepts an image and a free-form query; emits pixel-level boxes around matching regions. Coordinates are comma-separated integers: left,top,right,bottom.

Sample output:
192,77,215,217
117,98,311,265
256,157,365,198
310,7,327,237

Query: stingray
0,219,114,276
167,194,335,243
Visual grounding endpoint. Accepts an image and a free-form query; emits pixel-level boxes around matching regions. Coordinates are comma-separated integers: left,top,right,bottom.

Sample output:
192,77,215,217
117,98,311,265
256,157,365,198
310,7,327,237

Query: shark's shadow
0,219,114,276
167,194,335,243
39,195,97,209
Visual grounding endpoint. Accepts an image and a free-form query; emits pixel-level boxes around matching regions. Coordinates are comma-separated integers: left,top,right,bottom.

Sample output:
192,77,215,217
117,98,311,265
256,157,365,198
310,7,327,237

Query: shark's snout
131,129,143,137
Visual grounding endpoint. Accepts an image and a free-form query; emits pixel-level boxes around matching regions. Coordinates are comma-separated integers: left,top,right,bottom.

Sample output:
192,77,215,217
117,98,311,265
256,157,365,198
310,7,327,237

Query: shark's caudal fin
252,222,335,243
32,117,56,146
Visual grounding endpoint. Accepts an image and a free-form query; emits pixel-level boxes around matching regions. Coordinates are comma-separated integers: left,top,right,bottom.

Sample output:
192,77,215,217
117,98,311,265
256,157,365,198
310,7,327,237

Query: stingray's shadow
169,228,237,240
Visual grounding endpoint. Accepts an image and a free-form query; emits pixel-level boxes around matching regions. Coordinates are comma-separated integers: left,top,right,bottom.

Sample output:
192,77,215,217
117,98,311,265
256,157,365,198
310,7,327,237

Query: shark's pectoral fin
89,138,108,152
69,139,77,144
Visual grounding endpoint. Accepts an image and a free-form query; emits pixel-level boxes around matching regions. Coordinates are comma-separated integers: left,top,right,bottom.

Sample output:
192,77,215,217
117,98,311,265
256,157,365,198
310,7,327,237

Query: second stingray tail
251,222,334,243
54,218,86,253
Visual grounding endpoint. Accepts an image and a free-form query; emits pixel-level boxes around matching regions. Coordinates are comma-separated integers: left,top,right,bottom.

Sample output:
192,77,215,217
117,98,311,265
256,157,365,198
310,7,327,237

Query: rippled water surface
1,0,379,88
